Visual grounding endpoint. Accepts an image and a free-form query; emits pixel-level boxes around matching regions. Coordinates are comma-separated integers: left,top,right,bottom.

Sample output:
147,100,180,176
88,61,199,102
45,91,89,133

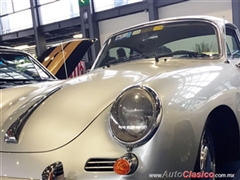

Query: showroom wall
158,0,232,22
98,11,149,45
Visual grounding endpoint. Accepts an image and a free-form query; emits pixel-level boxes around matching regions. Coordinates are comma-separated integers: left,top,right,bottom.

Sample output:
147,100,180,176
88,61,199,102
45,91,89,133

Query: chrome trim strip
87,161,116,164
4,85,62,144
84,158,117,172
85,166,114,169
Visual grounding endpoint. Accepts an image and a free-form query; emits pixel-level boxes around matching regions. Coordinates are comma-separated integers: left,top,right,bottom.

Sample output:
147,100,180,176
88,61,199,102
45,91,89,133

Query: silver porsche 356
1,16,240,180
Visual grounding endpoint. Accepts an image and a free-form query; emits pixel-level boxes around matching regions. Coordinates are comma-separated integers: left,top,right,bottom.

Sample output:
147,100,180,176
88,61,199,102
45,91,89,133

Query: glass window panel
12,0,30,11
1,16,10,34
226,28,240,58
114,0,127,7
95,22,220,69
0,52,52,80
0,10,32,34
93,0,143,12
93,0,114,12
0,0,13,15
37,0,57,5
39,0,79,25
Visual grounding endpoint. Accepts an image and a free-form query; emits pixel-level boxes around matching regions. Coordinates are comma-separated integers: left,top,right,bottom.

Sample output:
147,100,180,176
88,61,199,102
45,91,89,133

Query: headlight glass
109,86,161,147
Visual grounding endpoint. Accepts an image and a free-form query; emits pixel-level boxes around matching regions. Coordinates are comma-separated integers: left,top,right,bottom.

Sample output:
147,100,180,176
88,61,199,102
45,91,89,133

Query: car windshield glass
0,52,52,80
94,21,220,68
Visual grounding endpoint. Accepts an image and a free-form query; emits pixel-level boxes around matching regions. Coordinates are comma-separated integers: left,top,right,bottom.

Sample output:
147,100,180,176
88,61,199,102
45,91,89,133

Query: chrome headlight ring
108,85,162,149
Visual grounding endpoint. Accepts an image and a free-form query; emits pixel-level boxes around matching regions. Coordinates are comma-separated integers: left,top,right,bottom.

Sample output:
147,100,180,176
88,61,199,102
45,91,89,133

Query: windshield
0,52,54,80
94,21,220,68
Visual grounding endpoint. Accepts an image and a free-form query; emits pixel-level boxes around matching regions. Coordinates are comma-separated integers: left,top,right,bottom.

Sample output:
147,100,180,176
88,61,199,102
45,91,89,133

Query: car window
94,21,220,68
226,27,240,59
164,35,219,57
108,47,131,59
0,52,53,80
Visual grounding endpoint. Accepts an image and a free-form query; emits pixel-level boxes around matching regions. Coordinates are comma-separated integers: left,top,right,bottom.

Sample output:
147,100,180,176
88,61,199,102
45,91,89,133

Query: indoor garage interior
1,1,240,180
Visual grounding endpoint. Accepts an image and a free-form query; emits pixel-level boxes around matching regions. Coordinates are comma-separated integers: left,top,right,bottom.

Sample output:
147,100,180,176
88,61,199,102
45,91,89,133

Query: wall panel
158,0,232,22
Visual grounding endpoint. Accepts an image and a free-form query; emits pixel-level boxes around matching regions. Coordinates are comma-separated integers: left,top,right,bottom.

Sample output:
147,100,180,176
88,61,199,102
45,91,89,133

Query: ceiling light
73,33,83,39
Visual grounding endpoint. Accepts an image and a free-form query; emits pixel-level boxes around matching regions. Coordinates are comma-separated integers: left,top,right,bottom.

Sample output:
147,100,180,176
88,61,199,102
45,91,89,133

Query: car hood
38,39,95,79
0,59,212,152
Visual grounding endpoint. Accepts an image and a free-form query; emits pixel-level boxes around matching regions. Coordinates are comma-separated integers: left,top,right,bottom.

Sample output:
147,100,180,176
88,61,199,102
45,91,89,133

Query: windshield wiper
105,58,127,67
0,80,35,86
230,50,240,59
0,81,7,85
128,53,156,60
104,53,155,68
0,79,55,85
155,50,210,62
0,79,56,89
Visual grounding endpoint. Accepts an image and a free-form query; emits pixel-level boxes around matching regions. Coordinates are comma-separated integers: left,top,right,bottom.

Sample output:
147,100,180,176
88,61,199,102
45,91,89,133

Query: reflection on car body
1,16,240,180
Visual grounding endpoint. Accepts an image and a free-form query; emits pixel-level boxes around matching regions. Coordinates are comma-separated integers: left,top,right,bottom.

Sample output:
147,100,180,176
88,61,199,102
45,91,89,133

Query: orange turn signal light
114,158,130,175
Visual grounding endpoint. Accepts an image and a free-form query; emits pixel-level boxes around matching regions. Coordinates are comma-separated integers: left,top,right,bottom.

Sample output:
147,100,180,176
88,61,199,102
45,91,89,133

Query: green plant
193,41,212,53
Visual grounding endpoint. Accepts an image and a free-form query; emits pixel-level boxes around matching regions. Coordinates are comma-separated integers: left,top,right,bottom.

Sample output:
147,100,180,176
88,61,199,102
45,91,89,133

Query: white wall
158,0,232,22
98,12,149,46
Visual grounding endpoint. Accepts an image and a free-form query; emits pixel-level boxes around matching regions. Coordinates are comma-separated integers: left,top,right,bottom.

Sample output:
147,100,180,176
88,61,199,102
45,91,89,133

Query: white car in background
0,46,57,88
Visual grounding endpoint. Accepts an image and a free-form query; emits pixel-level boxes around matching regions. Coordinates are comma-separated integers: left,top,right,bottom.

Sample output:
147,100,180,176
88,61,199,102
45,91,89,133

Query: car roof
108,15,233,40
0,46,15,50
0,46,26,53
0,46,16,51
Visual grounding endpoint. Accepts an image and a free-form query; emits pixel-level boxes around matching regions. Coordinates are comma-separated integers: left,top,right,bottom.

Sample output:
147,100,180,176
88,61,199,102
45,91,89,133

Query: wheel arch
205,105,240,165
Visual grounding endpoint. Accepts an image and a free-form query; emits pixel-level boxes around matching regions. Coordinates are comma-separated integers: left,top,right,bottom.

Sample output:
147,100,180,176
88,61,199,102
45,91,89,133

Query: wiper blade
0,79,55,89
0,80,28,89
0,79,55,85
35,78,56,81
128,53,156,60
0,81,7,85
105,53,155,67
155,50,210,61
105,58,127,67
0,80,32,89
1,80,33,85
105,60,116,67
230,50,240,59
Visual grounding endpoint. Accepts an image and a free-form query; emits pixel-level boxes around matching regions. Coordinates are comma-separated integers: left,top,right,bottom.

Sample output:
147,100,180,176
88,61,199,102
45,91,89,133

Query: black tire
193,130,216,180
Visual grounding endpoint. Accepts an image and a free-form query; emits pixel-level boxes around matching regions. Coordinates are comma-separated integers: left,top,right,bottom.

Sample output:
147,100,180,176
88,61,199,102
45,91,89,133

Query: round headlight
109,86,161,147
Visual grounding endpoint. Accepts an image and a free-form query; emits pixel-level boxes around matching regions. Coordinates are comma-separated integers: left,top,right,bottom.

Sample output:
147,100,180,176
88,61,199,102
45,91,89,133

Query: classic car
0,38,94,89
0,46,57,89
1,16,240,180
